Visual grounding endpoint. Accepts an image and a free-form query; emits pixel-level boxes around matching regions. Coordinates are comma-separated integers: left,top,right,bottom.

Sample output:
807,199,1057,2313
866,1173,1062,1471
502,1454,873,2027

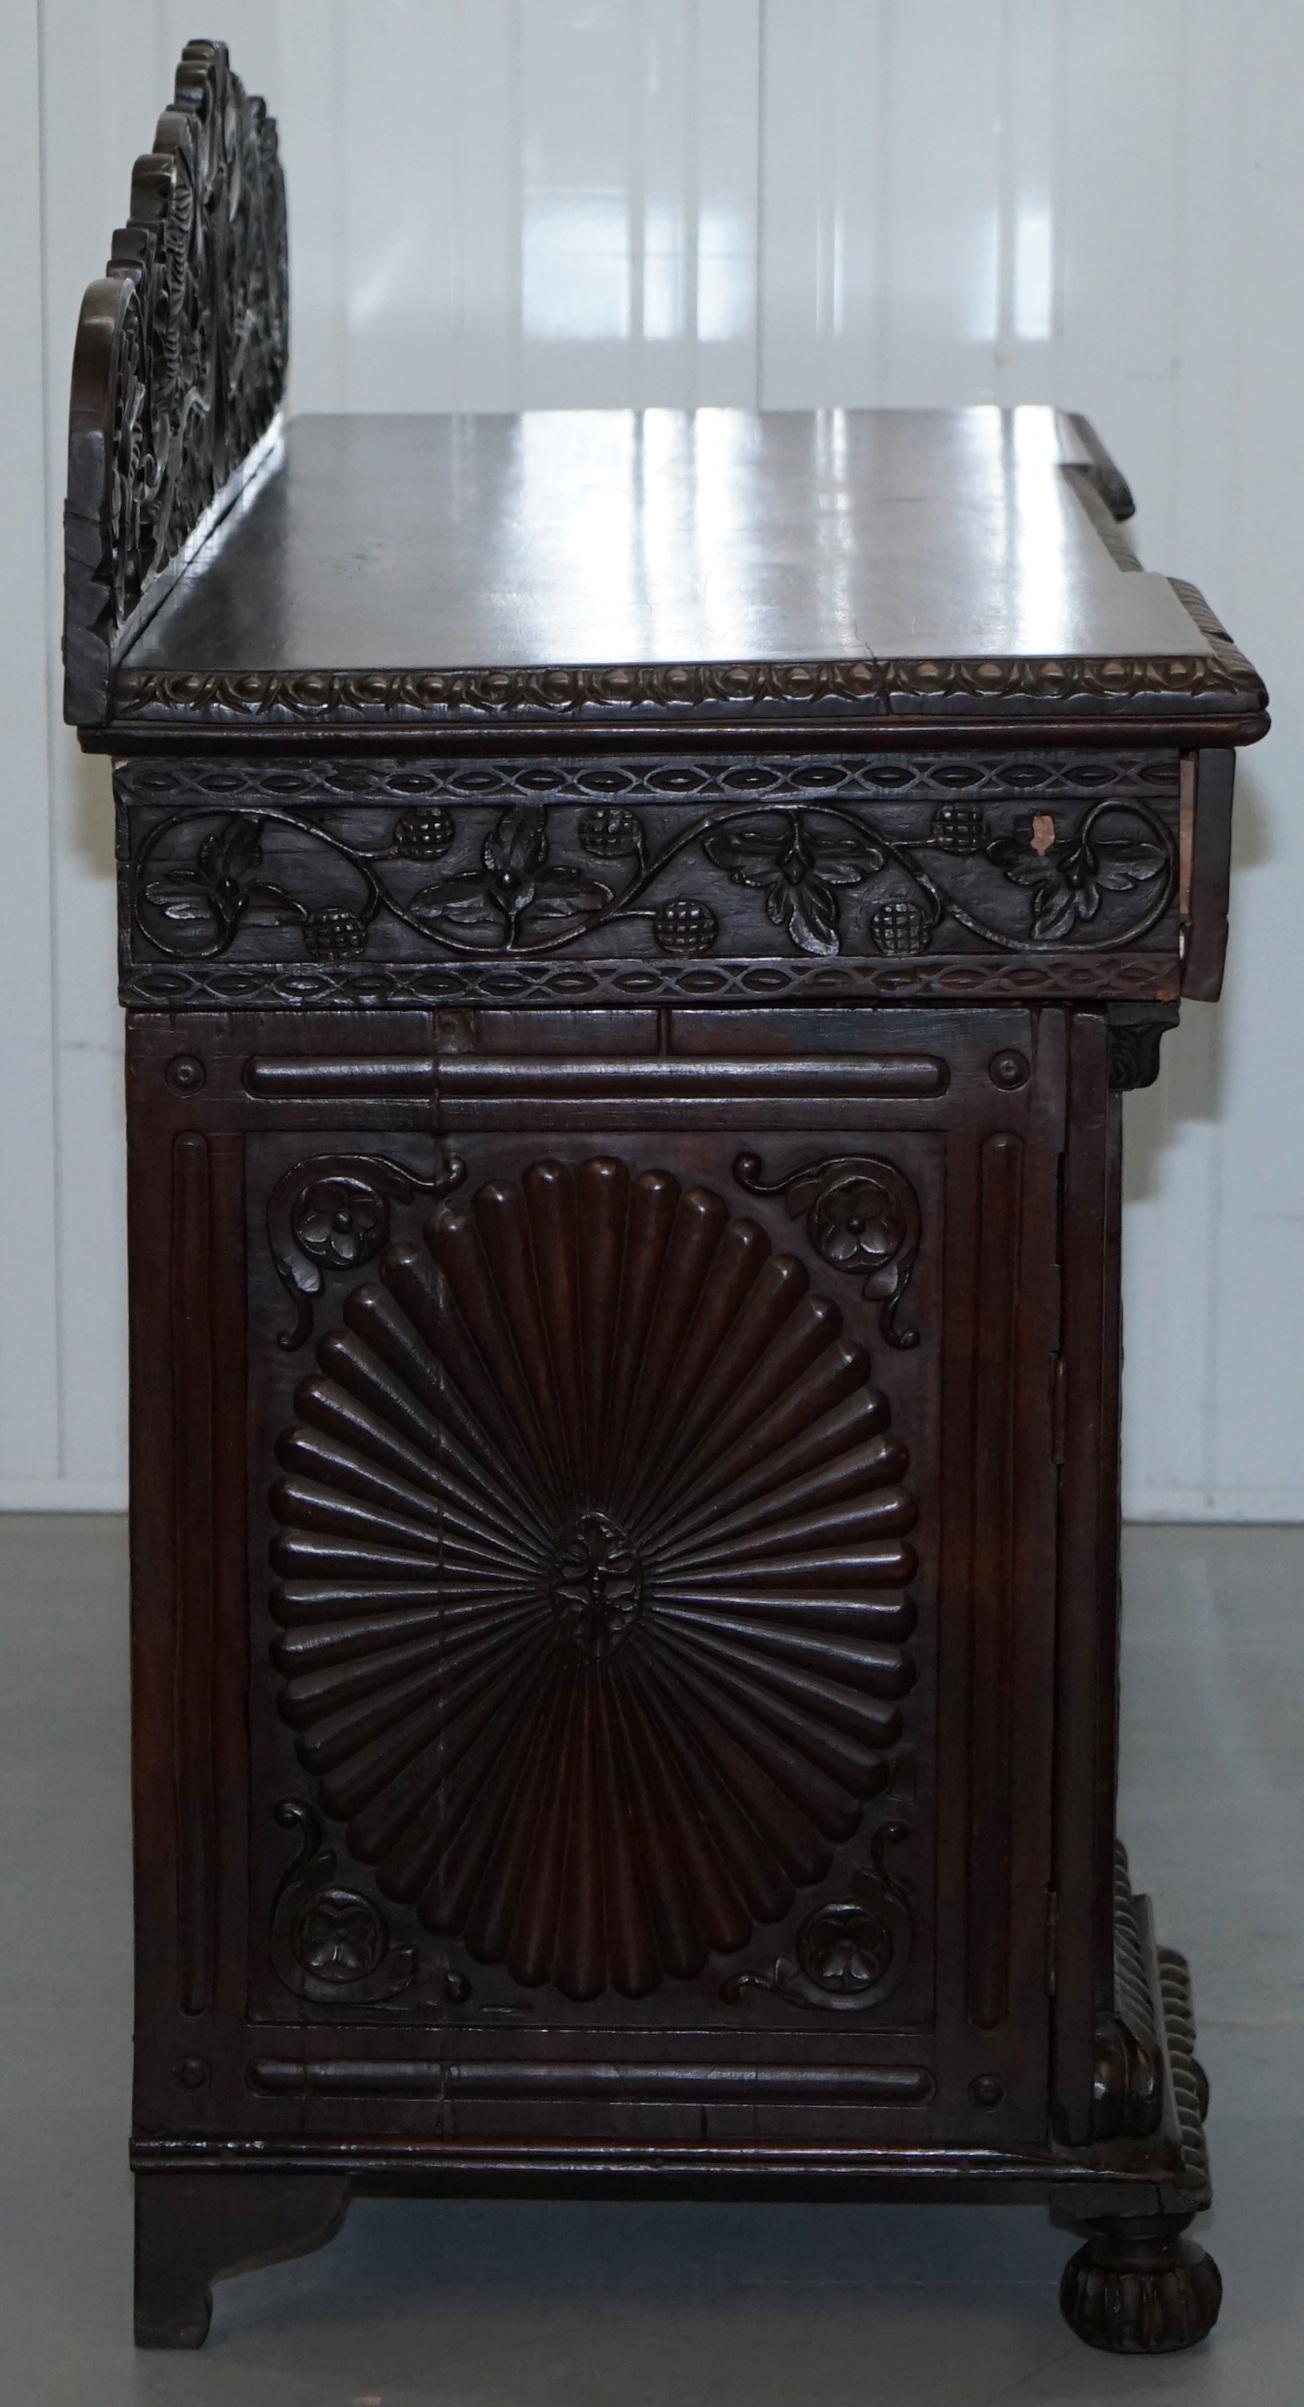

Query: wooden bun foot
1060,2215,1222,2355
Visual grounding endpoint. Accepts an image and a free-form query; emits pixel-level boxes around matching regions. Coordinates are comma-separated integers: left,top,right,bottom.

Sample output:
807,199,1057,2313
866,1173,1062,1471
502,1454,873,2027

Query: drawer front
127,1004,1068,2159
116,747,1183,1009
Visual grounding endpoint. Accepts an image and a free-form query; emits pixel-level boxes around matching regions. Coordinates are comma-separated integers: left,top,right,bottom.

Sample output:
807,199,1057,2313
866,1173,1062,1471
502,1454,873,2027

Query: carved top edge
64,41,288,727
103,600,1267,735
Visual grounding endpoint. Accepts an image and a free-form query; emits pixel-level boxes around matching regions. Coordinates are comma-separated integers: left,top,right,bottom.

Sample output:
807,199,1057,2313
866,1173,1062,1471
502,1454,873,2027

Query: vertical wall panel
0,0,61,1498
759,0,885,406
516,0,759,406
1197,0,1304,1514
5,0,1302,1515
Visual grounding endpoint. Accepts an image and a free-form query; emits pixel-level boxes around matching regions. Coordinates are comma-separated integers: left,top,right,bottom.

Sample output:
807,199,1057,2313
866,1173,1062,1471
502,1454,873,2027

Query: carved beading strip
1157,1946,1212,2201
64,42,287,724
1091,1845,1165,2140
110,641,1265,726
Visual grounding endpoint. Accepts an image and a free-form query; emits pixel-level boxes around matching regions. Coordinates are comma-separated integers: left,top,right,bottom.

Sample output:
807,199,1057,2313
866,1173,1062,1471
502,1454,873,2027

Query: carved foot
1060,2215,1222,2355
134,2171,350,2347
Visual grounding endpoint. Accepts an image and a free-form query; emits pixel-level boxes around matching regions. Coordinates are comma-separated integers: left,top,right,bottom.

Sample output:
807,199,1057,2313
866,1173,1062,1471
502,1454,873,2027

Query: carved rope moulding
269,1158,919,2003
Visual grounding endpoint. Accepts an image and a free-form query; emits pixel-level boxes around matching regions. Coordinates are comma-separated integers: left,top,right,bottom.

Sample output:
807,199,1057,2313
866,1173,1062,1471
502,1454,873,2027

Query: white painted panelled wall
3,0,1302,1514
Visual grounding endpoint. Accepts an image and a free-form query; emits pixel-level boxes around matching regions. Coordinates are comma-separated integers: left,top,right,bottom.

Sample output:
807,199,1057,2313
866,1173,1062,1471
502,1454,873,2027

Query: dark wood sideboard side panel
1182,748,1236,1000
126,1037,253,2131
123,1004,1074,2155
1048,1009,1124,2143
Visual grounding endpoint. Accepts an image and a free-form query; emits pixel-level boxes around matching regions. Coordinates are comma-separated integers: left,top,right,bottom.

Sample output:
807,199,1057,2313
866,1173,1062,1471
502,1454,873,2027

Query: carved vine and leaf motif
735,1153,922,1348
267,1152,466,1347
269,1158,919,2003
132,794,1177,968
721,1818,913,2013
65,41,287,719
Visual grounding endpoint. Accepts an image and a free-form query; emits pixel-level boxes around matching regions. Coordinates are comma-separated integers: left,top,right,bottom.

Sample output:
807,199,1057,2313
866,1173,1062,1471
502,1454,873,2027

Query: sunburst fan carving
270,1158,919,2001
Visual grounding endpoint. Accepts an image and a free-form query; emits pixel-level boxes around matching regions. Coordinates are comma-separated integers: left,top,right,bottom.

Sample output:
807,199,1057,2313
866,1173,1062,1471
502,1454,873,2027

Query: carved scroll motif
734,1151,922,1348
266,1152,466,1347
269,1801,419,2007
721,1819,914,2014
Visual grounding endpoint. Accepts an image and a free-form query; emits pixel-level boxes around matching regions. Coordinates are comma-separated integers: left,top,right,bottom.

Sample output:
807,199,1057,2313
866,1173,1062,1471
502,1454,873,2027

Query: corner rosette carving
270,1800,418,2005
267,1152,465,1347
722,1820,913,2012
735,1152,922,1348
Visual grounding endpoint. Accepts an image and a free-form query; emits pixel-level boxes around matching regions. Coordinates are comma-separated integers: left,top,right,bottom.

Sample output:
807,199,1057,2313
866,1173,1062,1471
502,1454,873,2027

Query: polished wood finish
67,43,1263,2357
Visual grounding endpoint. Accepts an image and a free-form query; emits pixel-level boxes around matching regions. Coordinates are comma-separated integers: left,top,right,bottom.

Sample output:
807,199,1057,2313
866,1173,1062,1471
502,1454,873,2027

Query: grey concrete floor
1,1515,1300,2405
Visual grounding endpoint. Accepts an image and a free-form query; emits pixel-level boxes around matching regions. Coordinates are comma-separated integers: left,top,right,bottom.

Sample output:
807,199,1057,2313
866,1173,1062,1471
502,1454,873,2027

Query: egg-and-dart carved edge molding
110,607,1265,729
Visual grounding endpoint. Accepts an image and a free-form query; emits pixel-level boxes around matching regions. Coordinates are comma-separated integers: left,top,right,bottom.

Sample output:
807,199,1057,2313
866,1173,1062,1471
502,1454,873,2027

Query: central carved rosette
549,1510,644,1659
270,1157,920,2001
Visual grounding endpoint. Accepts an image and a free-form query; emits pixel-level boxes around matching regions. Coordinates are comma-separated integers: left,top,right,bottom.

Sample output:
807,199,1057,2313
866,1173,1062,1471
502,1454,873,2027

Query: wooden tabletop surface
105,405,1267,740
122,406,1206,673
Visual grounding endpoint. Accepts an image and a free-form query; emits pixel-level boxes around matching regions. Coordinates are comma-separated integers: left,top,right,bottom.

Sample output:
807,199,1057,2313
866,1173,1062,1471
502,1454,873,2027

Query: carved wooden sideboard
65,44,1266,2356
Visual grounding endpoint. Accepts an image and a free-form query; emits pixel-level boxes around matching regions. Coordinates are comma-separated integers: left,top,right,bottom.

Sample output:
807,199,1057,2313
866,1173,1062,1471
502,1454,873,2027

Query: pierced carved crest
64,41,287,721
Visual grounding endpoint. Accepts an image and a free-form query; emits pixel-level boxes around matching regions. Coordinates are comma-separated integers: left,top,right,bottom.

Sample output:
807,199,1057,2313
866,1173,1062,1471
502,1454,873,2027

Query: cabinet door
129,1004,1065,2158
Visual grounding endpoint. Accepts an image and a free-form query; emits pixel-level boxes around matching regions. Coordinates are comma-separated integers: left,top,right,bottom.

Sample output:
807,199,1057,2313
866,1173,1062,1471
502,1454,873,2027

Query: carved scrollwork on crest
64,41,288,722
735,1152,922,1348
267,1152,466,1348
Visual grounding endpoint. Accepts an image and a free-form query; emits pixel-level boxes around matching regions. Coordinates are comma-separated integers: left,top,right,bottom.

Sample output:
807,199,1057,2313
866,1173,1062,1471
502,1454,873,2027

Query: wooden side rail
63,40,287,726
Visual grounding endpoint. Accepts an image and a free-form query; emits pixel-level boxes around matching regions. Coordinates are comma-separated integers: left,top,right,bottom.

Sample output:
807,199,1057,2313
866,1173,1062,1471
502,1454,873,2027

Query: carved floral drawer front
117,749,1181,1008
